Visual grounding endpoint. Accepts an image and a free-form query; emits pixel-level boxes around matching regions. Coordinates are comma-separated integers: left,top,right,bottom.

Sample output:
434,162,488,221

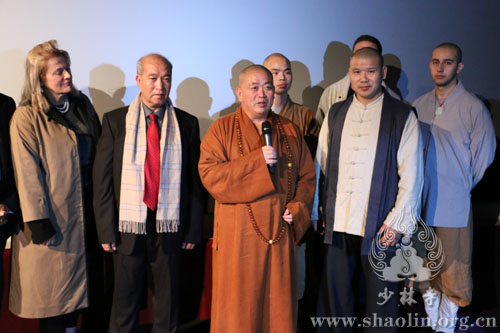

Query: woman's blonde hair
19,40,77,112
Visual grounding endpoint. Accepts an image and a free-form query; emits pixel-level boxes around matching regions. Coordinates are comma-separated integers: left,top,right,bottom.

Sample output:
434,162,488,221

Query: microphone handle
268,163,275,174
264,133,275,174
264,134,272,147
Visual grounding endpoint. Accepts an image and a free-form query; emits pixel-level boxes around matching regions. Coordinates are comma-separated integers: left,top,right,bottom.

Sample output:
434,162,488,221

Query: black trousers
317,232,398,333
109,210,179,333
38,312,79,333
0,232,6,313
81,183,114,333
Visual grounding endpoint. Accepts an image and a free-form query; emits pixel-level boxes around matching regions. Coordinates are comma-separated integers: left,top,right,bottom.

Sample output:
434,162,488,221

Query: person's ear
236,87,243,102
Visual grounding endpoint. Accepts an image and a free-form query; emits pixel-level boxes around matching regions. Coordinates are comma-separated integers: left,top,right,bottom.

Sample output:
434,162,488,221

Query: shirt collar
142,101,166,120
352,92,384,109
433,80,465,104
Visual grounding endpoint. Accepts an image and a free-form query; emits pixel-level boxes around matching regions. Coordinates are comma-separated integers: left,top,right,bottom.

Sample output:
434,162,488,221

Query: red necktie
143,113,160,210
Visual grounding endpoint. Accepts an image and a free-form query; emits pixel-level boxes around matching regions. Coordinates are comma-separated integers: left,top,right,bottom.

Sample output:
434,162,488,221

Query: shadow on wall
289,60,316,112
212,59,253,119
0,49,25,103
289,60,310,105
175,77,213,138
384,53,407,100
322,41,351,88
415,85,435,102
308,41,351,114
88,64,126,119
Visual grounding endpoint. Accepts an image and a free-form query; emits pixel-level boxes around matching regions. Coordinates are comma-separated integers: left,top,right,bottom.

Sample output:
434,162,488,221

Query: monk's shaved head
236,64,274,122
263,53,291,69
238,65,273,88
433,42,462,63
350,47,384,69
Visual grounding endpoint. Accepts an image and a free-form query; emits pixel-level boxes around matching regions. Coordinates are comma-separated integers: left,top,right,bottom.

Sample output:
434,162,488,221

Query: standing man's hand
377,224,401,246
262,146,278,165
282,209,293,224
41,235,57,246
101,242,117,252
0,204,10,226
311,220,326,235
182,243,195,250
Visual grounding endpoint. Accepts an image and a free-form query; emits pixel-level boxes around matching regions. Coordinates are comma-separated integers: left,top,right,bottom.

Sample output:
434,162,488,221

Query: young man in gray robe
413,42,496,333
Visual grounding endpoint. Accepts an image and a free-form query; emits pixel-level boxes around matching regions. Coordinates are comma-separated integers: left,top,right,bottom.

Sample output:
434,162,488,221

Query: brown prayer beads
235,113,293,246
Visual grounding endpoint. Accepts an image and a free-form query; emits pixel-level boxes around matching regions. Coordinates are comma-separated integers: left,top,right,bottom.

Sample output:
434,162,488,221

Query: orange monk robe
278,97,319,138
277,97,319,155
199,107,316,332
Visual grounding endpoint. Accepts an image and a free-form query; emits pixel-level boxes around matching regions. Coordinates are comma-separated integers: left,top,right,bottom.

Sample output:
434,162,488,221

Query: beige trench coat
8,94,99,318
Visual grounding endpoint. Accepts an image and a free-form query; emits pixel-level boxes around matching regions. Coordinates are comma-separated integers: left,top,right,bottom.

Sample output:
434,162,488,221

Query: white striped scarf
118,94,182,234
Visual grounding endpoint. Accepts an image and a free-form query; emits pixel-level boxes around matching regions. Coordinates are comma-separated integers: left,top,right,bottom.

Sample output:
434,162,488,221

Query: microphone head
262,121,272,135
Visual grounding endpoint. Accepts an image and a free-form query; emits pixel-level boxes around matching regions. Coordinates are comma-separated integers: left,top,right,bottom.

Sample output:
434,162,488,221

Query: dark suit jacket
93,105,205,255
0,93,19,238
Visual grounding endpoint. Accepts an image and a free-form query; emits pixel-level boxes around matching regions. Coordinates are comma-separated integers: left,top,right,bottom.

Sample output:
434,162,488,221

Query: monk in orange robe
199,65,316,332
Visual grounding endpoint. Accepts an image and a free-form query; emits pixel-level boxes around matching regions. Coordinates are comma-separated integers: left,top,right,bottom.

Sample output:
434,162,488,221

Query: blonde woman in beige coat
8,40,104,333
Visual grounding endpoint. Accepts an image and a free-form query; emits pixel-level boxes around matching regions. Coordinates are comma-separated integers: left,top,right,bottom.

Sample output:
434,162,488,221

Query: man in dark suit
0,92,18,309
93,54,204,333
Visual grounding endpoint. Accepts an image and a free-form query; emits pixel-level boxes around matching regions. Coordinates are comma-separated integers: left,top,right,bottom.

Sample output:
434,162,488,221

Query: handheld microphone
262,121,275,174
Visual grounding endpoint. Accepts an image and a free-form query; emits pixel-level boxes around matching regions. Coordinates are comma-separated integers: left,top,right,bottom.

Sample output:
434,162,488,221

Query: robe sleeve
311,116,330,221
470,101,496,188
305,110,320,138
284,127,316,243
382,112,423,235
198,120,276,204
181,115,205,244
303,107,319,156
10,107,51,223
93,112,119,244
316,87,329,125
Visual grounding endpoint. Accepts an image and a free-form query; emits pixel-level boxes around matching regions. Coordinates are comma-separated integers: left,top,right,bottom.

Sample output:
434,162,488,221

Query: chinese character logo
368,214,445,282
